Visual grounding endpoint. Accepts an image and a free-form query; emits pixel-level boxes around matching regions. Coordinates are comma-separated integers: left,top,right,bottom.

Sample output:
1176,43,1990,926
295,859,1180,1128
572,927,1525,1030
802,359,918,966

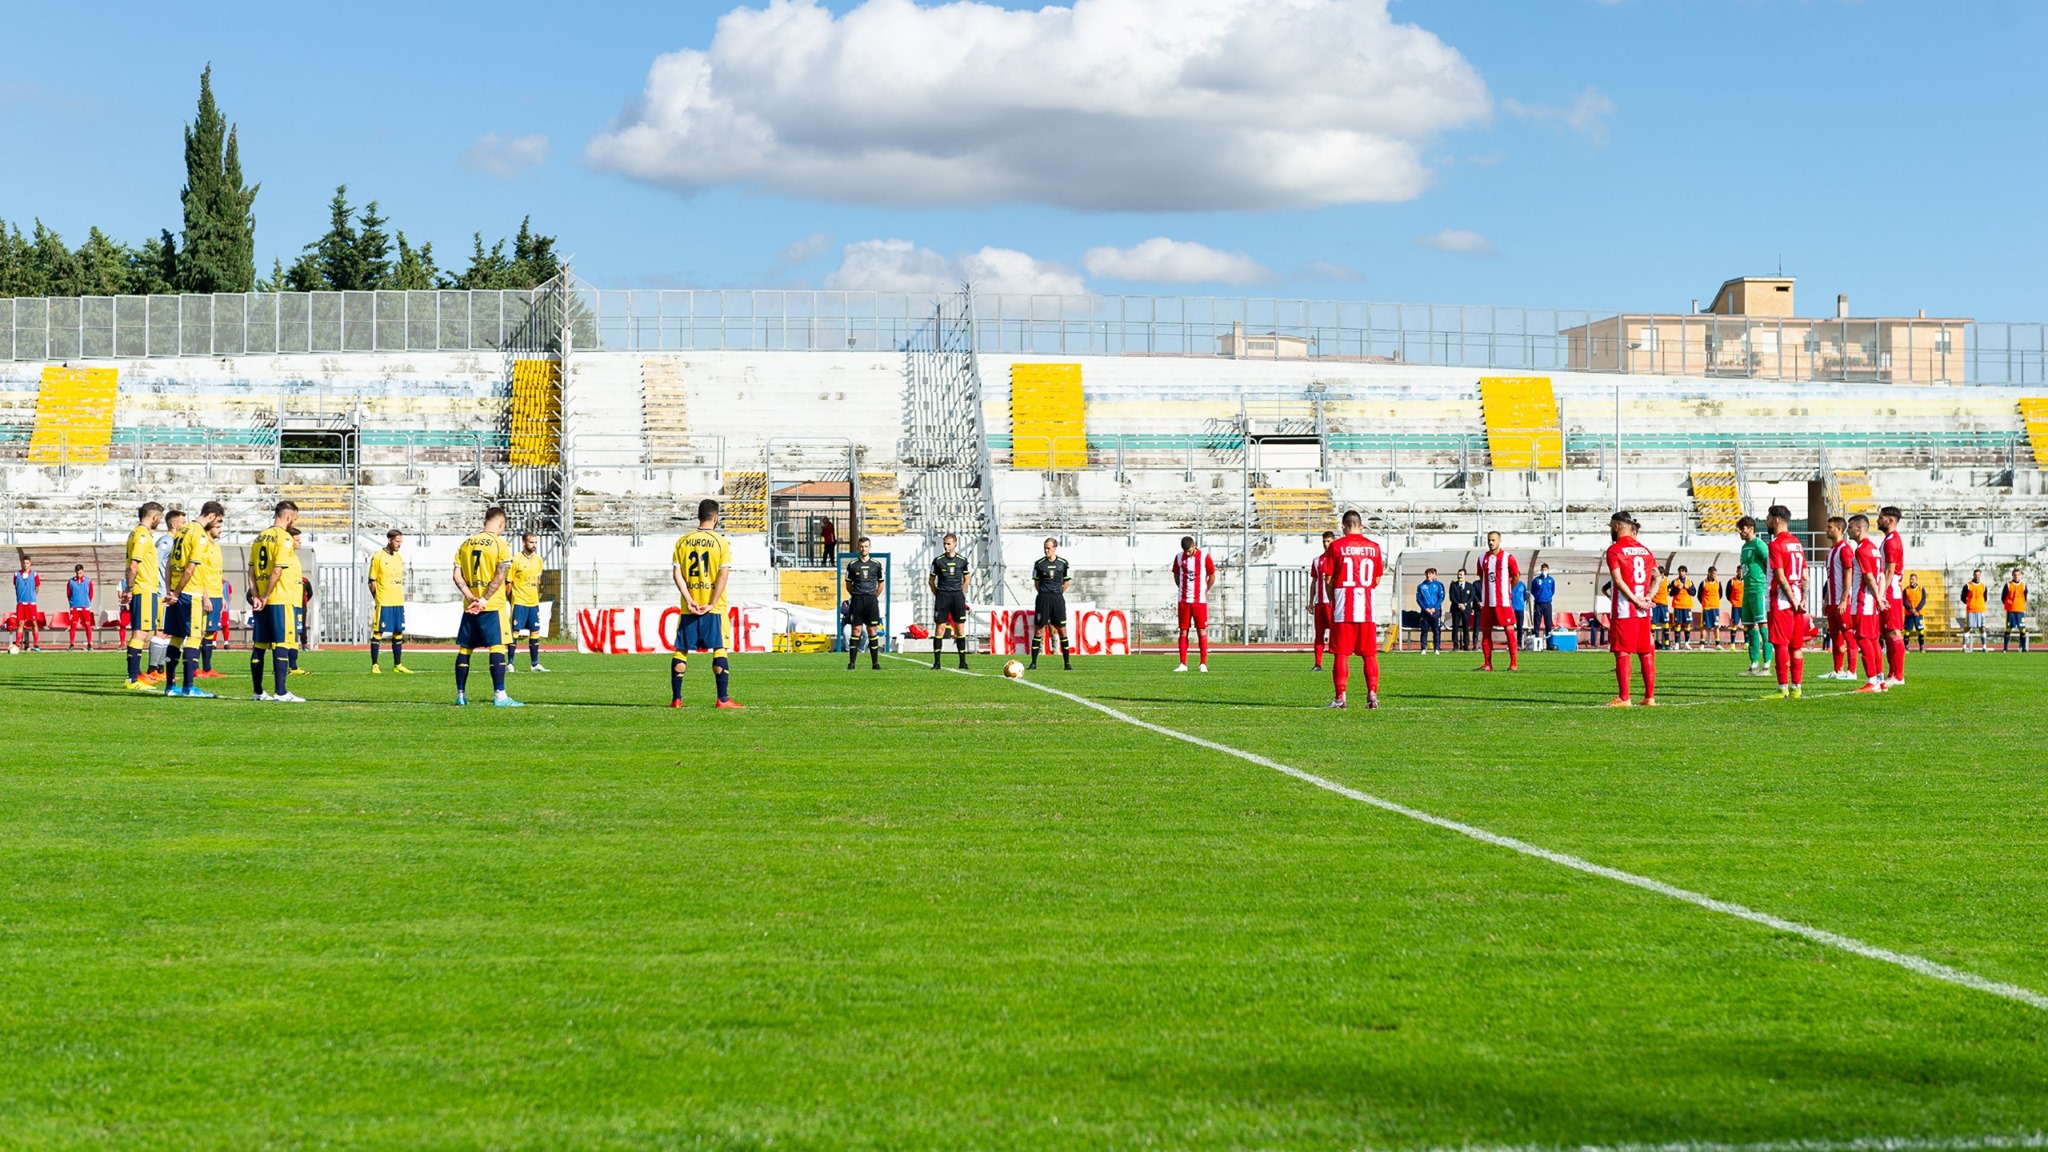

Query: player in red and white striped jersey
1765,504,1812,698
1603,511,1659,707
1321,511,1384,710
1474,531,1520,672
1309,530,1333,671
1822,516,1854,679
1877,505,1907,686
1841,513,1887,693
1171,536,1216,672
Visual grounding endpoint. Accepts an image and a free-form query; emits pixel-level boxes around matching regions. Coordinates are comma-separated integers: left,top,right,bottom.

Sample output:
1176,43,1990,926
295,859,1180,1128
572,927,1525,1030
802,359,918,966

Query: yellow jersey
368,548,406,607
165,522,208,593
672,528,731,614
200,534,224,597
125,524,160,593
251,526,303,608
1964,581,1988,612
1699,579,1721,610
508,552,544,608
456,532,513,610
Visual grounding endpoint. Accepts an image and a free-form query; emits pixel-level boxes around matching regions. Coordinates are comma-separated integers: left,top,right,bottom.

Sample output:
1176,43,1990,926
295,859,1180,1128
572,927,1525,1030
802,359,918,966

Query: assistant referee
1030,536,1072,671
843,536,885,671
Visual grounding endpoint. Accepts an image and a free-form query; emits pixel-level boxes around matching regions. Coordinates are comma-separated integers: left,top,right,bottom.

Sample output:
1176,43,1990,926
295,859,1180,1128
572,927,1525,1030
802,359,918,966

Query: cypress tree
355,201,392,289
176,65,259,293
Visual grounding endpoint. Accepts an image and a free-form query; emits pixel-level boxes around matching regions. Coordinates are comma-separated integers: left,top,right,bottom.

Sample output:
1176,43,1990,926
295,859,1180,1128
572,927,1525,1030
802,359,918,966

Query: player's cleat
1198,663,1208,673
670,699,683,708
164,685,187,697
1311,662,1322,671
530,664,549,673
370,665,382,674
1642,696,1658,707
714,699,746,710
274,692,307,703
1605,697,1634,707
289,667,309,677
1327,696,1347,709
1365,691,1378,710
196,669,224,679
1883,677,1903,687
493,694,524,708
1475,665,1492,673
1174,663,1187,672
393,664,415,675
1062,659,1071,671
1779,685,1792,698
125,678,157,692
454,693,468,707
1791,684,1803,699
253,692,276,702
1855,682,1886,694
184,688,215,699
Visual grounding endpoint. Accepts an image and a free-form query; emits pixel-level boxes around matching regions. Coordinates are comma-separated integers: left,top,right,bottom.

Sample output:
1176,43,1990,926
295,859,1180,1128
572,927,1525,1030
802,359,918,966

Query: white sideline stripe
1422,1136,2048,1152
943,662,2048,1013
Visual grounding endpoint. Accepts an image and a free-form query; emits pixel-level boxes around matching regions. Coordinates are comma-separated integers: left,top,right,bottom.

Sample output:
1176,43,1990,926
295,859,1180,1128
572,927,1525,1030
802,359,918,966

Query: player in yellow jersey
161,500,224,698
247,500,307,703
120,501,166,689
197,511,227,679
368,528,413,674
451,507,520,707
507,531,549,673
671,497,742,710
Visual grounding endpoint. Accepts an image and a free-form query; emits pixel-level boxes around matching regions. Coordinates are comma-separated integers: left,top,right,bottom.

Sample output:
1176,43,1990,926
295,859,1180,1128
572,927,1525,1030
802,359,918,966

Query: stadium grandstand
3,276,2045,651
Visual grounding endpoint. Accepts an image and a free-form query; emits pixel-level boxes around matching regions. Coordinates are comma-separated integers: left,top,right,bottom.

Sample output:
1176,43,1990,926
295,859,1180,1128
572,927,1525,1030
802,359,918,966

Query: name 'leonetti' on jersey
368,548,405,607
1850,538,1882,616
456,531,513,611
930,553,970,594
1322,532,1384,623
845,557,883,597
125,524,161,593
508,552,544,608
1606,539,1658,619
251,526,304,607
673,528,731,614
1477,549,1518,608
1032,556,1069,594
1173,549,1215,605
1768,531,1808,613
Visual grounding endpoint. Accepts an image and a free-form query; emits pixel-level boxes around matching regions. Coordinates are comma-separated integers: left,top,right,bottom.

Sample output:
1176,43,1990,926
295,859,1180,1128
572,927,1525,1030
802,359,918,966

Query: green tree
448,232,515,290
305,186,361,290
175,65,259,293
510,216,563,286
74,227,133,296
392,232,439,291
28,222,80,298
126,234,178,296
0,221,37,297
355,201,392,289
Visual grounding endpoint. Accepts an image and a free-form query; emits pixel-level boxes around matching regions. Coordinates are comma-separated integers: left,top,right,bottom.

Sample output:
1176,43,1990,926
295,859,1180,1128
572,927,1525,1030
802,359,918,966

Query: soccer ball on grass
1002,659,1025,680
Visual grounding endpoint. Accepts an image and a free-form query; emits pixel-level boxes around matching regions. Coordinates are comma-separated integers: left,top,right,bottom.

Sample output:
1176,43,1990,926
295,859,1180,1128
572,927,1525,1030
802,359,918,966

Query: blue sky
3,0,2043,318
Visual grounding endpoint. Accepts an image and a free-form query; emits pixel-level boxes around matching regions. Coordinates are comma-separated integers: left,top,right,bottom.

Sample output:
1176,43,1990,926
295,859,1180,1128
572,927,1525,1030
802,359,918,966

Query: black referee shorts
1034,593,1068,628
933,592,969,627
847,593,882,627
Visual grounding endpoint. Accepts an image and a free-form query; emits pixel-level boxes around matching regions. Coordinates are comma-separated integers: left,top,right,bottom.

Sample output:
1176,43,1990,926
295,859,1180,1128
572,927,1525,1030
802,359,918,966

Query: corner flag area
2,649,2042,1148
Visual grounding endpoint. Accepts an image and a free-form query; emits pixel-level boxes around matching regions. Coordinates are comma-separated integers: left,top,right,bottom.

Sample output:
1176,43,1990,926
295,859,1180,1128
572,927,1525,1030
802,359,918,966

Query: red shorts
1312,604,1331,633
1824,605,1844,635
1177,603,1209,631
1331,621,1377,657
1483,607,1517,632
1850,611,1881,641
1609,616,1654,655
1768,607,1813,648
1881,601,1905,632
69,608,94,628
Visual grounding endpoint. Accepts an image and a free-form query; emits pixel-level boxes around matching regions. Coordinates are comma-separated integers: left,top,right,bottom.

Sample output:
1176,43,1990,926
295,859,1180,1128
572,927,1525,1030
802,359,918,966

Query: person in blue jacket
1510,575,1529,646
1414,567,1446,654
1530,563,1557,638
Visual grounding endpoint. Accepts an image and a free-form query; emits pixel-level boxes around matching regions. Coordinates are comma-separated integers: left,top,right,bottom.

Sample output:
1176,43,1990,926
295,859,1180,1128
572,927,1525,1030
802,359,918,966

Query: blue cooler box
1548,632,1579,651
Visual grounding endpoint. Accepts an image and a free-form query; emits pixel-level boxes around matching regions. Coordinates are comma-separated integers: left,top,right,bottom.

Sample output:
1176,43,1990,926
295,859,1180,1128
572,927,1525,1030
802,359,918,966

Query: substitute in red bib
1172,536,1216,673
1765,504,1811,698
1603,511,1658,707
1877,504,1907,686
1309,529,1333,672
1321,511,1384,710
1475,531,1519,672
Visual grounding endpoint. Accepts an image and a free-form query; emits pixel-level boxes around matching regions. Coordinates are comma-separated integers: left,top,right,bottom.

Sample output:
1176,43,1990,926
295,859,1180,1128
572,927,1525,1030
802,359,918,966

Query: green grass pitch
1,646,2044,1149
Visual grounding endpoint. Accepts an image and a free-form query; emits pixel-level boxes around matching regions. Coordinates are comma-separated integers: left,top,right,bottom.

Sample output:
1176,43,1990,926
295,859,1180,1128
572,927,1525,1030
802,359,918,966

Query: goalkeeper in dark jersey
1030,537,1072,671
843,536,885,671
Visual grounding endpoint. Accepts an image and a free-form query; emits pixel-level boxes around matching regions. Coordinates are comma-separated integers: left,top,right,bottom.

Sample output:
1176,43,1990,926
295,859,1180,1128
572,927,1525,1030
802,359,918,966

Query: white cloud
1082,238,1270,285
1416,229,1496,257
774,231,834,267
823,239,1086,295
1303,260,1362,282
587,0,1490,211
462,133,550,178
1502,87,1615,143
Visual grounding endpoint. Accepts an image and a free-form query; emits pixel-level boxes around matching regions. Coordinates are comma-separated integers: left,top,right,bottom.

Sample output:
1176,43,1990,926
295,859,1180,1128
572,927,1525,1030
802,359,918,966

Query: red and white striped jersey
1826,540,1855,604
1605,538,1657,619
1322,533,1383,624
1477,549,1518,608
1881,532,1905,606
1173,549,1216,606
1308,554,1330,608
1850,537,1882,616
1769,531,1808,613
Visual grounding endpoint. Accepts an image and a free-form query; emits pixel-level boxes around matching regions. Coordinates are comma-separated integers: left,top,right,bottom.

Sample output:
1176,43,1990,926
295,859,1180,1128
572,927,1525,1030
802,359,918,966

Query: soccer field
2,648,2044,1150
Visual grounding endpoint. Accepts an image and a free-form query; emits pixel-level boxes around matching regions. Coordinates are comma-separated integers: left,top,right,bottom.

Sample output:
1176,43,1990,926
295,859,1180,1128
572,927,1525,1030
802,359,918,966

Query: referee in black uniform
928,532,972,670
843,536,885,670
1030,536,1072,670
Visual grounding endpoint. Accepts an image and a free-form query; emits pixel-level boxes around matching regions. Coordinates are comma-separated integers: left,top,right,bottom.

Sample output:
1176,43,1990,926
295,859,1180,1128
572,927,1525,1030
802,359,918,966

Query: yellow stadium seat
509,359,561,467
28,366,119,465
1478,376,1562,470
1252,488,1335,534
1690,470,1742,533
2020,398,2048,469
1011,363,1087,470
721,472,767,533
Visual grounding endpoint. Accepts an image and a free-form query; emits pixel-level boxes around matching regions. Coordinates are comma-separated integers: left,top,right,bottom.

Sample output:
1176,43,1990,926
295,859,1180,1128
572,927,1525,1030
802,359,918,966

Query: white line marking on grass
968,666,2048,1013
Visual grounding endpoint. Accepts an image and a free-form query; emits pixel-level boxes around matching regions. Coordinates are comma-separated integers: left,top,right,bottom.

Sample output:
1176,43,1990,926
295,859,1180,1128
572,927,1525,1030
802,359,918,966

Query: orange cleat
1605,697,1633,708
714,699,746,710
1854,683,1886,694
1642,696,1658,707
669,699,683,708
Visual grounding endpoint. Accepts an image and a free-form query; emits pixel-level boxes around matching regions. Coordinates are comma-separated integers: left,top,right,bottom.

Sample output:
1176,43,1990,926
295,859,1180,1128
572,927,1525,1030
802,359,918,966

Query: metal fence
10,288,2048,386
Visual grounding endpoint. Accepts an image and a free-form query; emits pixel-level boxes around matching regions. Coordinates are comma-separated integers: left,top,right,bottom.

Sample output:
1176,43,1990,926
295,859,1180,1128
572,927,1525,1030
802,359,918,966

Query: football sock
182,650,198,692
870,638,880,669
1314,630,1326,667
489,650,507,694
1364,650,1380,695
1861,638,1883,681
932,636,942,666
1886,635,1904,680
1831,633,1847,673
1642,655,1656,699
288,648,300,670
1614,653,1630,700
955,635,967,667
713,656,730,702
1746,626,1763,664
1197,632,1210,664
1332,645,1349,697
1028,633,1039,663
529,638,541,669
163,644,181,692
1480,630,1494,666
272,651,291,694
1790,650,1804,686
671,656,685,702
849,633,864,666
128,649,143,682
200,638,214,672
392,641,403,665
370,640,381,667
455,651,472,695
1773,644,1790,687
250,649,265,693
1059,633,1070,660
1177,630,1189,664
